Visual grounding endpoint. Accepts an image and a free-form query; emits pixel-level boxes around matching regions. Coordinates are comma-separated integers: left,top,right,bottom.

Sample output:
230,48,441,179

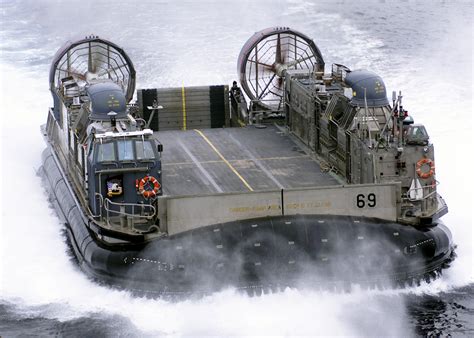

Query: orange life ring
416,158,435,179
138,175,161,198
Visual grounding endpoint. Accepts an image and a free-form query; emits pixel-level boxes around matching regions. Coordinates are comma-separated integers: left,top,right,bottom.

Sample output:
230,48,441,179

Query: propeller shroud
49,35,136,103
237,27,324,111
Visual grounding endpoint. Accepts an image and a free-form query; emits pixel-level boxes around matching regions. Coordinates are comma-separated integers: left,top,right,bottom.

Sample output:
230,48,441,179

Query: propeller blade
248,59,274,70
88,42,93,73
280,35,289,64
57,67,86,80
97,63,128,77
286,54,313,68
275,33,282,64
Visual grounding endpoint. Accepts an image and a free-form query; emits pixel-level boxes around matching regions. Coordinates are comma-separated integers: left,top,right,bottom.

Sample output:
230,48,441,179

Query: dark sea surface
1,0,472,336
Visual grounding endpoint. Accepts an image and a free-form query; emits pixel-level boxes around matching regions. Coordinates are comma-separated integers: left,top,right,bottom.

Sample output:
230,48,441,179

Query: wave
0,0,472,334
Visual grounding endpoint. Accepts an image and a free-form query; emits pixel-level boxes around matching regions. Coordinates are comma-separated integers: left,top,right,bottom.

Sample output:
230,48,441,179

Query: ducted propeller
237,27,324,111
50,35,136,103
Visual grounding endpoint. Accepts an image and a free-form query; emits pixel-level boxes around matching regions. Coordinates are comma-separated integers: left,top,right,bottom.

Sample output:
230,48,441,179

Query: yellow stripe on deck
194,129,254,192
181,85,187,130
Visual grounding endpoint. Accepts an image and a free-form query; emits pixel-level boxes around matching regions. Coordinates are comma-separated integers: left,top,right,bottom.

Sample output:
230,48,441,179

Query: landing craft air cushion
41,28,455,295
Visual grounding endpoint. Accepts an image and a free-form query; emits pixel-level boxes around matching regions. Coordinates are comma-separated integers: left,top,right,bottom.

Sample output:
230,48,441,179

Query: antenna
398,91,403,147
392,90,397,140
364,87,372,147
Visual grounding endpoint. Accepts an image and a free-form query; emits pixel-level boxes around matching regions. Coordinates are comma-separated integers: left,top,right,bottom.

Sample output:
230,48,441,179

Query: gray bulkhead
87,138,162,216
283,66,443,222
85,83,163,215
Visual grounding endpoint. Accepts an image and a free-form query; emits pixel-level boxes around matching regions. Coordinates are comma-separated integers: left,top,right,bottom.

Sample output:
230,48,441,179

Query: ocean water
0,0,473,336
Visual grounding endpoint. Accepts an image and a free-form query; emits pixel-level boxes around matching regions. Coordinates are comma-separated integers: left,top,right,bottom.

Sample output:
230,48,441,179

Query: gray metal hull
41,147,455,296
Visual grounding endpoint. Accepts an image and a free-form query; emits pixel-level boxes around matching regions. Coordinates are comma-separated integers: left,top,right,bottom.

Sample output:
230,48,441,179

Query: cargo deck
154,125,340,196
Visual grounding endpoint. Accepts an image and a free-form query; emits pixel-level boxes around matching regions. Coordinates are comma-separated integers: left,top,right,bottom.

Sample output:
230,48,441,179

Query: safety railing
402,180,440,218
46,108,61,142
248,98,285,125
331,63,351,82
230,87,248,125
103,198,156,230
404,180,439,202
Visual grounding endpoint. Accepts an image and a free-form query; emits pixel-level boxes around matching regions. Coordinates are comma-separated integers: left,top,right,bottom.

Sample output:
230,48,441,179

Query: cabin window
406,124,429,145
410,126,425,137
97,142,116,162
136,140,155,160
117,140,134,161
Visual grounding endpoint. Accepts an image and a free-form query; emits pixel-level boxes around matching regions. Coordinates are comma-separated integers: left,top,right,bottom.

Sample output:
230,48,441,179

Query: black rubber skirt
41,148,455,296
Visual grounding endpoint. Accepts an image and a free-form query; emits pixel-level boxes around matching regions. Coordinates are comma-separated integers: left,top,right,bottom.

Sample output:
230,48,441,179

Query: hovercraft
41,28,455,296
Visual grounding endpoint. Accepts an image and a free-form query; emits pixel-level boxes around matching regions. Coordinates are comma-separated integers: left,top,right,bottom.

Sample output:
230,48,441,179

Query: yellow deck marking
181,85,187,130
194,129,254,191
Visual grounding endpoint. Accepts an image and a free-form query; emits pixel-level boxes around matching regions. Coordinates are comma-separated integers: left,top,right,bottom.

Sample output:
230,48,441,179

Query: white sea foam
0,58,409,337
0,0,472,335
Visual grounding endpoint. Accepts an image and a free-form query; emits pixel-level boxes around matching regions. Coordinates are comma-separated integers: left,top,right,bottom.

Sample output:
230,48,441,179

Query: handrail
248,99,284,125
103,198,156,223
250,98,285,111
404,180,439,202
94,193,104,219
230,88,248,123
